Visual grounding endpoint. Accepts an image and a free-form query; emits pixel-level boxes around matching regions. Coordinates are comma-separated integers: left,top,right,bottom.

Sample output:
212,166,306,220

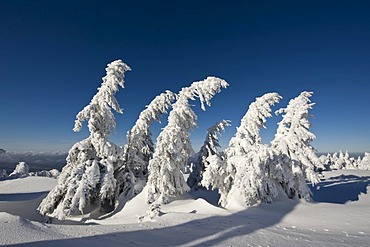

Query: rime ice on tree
188,119,230,190
271,91,321,200
114,90,176,200
225,93,281,206
124,90,176,178
203,93,281,207
146,77,229,204
38,60,131,220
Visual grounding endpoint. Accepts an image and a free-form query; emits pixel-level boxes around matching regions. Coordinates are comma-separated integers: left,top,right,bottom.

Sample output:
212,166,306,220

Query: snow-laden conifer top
73,60,131,137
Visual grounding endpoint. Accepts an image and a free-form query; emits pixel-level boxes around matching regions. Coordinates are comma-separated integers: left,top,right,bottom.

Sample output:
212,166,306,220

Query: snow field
0,170,369,246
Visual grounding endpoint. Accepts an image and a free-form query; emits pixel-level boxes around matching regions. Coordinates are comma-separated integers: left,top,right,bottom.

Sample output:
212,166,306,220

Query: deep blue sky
0,0,369,153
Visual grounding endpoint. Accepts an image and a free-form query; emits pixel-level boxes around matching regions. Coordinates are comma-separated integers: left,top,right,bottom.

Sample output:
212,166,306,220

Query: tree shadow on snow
6,199,298,247
0,191,50,201
310,174,370,204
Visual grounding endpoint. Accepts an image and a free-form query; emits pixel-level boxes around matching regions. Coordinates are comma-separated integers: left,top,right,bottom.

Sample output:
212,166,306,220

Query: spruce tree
187,119,230,190
204,93,281,207
270,91,321,200
114,90,175,200
146,76,229,204
38,60,131,220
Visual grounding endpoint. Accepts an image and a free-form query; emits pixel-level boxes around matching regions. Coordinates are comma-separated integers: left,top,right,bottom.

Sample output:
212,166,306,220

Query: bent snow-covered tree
147,77,229,204
203,93,281,207
114,90,176,200
270,91,321,200
225,93,281,207
38,60,131,220
187,119,230,190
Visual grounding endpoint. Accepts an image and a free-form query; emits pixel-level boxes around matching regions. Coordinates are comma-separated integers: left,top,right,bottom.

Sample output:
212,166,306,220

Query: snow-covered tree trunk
270,91,321,201
38,60,131,220
147,76,229,204
187,119,230,190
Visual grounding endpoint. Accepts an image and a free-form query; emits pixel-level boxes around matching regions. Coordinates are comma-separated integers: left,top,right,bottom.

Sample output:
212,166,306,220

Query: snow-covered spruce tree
335,151,347,170
147,77,229,204
187,119,231,190
358,152,370,170
114,90,176,199
38,60,131,220
270,91,321,200
340,151,354,169
9,161,29,178
204,93,282,207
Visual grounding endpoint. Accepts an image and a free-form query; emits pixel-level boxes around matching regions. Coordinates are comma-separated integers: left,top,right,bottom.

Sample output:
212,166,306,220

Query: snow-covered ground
1,170,369,246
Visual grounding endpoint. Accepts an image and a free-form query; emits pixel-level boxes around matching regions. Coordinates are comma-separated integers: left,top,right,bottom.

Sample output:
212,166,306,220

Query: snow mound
0,177,57,221
0,212,64,245
97,186,229,225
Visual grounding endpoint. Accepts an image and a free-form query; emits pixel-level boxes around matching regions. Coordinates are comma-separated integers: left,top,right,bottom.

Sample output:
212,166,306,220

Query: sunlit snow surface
0,170,369,246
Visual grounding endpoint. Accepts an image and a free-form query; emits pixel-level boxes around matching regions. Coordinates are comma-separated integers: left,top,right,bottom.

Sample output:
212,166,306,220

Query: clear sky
0,0,369,153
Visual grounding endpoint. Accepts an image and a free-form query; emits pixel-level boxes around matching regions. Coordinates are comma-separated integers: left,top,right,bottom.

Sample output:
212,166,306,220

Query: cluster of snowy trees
200,92,321,207
37,59,333,220
0,161,60,179
319,151,370,170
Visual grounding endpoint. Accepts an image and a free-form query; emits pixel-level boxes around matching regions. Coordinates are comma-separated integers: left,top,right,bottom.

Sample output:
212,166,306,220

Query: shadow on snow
6,200,298,246
310,174,370,204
